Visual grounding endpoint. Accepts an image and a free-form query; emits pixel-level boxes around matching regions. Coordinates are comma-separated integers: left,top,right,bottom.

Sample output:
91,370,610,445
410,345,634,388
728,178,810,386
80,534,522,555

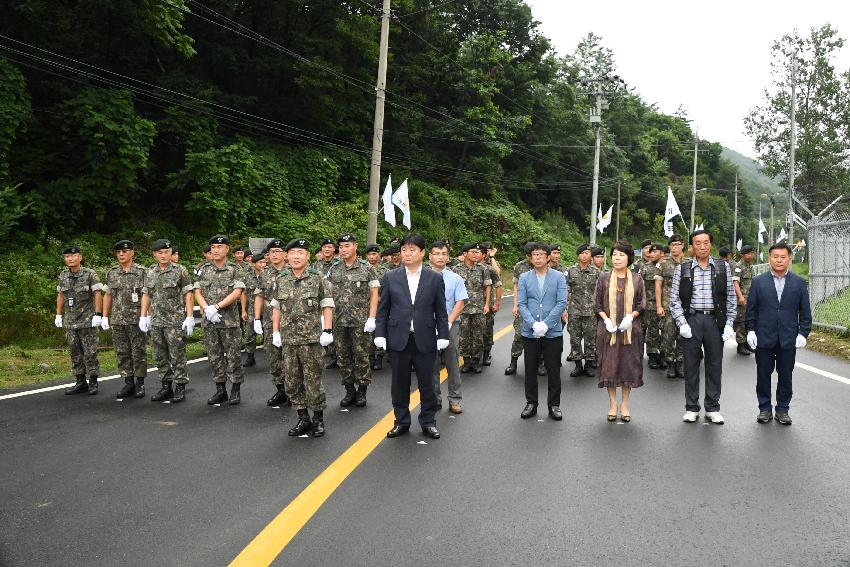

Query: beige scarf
608,269,634,346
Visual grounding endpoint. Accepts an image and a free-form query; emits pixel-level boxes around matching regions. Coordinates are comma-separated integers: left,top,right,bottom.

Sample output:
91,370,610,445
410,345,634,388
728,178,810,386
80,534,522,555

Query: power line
397,0,461,18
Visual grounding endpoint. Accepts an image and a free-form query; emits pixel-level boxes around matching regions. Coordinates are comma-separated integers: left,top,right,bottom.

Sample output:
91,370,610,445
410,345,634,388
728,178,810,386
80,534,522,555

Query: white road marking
796,362,850,385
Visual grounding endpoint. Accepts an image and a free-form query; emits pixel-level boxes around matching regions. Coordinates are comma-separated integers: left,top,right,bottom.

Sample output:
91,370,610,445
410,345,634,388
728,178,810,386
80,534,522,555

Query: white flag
664,187,682,237
777,227,787,242
736,238,742,251
597,204,613,232
695,223,704,231
757,218,767,244
382,175,396,227
392,178,411,229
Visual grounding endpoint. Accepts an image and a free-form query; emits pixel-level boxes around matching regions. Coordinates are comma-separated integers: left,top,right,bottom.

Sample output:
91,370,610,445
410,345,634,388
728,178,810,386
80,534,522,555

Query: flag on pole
757,219,767,244
695,223,704,231
664,187,682,237
597,204,613,233
777,227,787,242
392,178,412,229
736,238,742,251
382,175,396,227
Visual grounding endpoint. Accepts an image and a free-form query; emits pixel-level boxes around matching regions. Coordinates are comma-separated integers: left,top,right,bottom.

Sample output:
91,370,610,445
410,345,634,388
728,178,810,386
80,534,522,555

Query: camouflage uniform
482,257,503,350
639,261,661,356
104,263,147,380
510,260,534,359
57,267,103,377
143,262,194,384
242,267,260,354
195,261,246,384
565,263,600,362
272,268,335,411
328,259,380,387
657,256,684,364
452,262,492,360
732,260,754,345
313,258,337,365
256,264,286,385
234,261,252,354
368,262,390,363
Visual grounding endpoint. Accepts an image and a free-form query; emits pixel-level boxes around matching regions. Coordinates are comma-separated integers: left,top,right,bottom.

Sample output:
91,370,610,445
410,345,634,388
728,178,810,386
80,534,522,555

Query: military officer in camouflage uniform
732,244,755,355
566,244,600,377
311,237,337,277
170,245,181,265
657,234,686,378
102,240,147,399
505,242,536,375
140,239,195,402
271,238,335,438
364,243,389,370
453,242,492,373
242,250,263,367
56,244,104,395
194,235,247,406
591,246,606,272
253,239,289,406
479,242,502,366
548,244,569,273
640,244,665,369
194,244,212,277
328,233,381,407
231,245,253,365
633,239,653,274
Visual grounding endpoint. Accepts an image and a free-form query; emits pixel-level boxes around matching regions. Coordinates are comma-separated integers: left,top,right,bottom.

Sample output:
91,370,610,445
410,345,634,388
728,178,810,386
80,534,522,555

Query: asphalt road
2,307,849,566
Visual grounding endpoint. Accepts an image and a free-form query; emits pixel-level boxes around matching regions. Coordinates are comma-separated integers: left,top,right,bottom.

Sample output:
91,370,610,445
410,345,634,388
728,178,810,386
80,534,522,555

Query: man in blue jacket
746,243,812,425
517,243,568,420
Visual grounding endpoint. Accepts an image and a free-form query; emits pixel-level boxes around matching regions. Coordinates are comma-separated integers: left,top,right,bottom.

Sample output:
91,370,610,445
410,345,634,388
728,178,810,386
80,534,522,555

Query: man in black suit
746,243,812,425
374,234,450,439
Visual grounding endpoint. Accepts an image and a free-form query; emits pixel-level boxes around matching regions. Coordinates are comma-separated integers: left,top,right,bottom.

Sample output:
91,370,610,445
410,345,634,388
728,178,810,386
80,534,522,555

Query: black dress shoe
548,406,563,420
386,424,410,438
422,426,440,439
756,410,773,423
504,357,518,375
520,403,538,419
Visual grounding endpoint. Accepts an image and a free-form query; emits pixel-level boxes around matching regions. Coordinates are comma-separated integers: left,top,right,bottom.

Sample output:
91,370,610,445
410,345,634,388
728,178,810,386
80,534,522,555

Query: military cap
668,234,684,245
151,239,173,251
550,244,561,252
718,246,731,257
478,242,490,252
265,239,285,251
319,237,335,247
337,233,357,244
113,240,133,251
244,250,254,259
649,243,664,252
740,244,754,254
62,244,81,255
285,238,310,252
209,234,230,245
459,242,477,253
252,252,266,262
365,244,380,253
482,241,493,249
171,245,180,255
576,243,591,255
591,246,604,257
640,239,653,248
662,245,670,253
523,242,537,255
203,244,212,253
232,245,244,252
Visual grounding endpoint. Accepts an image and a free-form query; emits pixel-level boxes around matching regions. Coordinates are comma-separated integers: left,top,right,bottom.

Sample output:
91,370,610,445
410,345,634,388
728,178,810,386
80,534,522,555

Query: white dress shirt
405,263,422,331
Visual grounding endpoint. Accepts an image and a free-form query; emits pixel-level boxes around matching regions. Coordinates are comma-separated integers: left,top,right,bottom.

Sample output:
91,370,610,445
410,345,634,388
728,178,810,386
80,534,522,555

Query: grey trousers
682,312,724,412
434,322,461,403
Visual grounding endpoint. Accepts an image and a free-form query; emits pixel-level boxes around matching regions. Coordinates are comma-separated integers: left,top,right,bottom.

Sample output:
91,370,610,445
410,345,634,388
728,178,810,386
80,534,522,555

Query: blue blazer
375,265,449,353
517,268,567,339
745,270,812,350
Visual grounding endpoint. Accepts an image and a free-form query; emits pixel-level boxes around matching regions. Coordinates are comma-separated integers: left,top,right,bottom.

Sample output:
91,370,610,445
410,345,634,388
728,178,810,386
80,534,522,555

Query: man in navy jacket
745,243,812,425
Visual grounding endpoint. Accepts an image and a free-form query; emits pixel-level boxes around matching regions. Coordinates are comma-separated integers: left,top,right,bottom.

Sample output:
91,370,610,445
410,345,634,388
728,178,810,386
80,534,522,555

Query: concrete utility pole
366,0,391,245
769,195,775,244
690,135,699,232
787,55,797,245
733,173,738,248
614,178,621,242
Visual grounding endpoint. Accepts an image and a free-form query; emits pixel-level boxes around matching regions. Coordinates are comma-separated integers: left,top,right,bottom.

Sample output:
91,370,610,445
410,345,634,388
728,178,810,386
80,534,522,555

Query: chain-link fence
808,212,850,333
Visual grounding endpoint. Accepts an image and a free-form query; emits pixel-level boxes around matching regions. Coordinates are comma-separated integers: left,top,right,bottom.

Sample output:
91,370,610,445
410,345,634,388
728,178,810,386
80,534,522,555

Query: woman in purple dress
594,241,646,422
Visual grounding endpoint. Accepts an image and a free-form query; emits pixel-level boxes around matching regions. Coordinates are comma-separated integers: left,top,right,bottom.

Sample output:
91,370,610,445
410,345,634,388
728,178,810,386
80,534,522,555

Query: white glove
253,319,263,335
604,318,617,333
204,305,220,323
138,315,151,333
272,332,282,348
747,331,758,350
679,324,693,339
795,334,807,349
437,339,450,351
363,317,376,333
448,320,453,330
91,315,102,328
532,321,548,337
618,314,633,332
182,316,195,336
722,325,735,342
374,337,387,350
100,316,110,331
54,314,63,328
319,331,334,347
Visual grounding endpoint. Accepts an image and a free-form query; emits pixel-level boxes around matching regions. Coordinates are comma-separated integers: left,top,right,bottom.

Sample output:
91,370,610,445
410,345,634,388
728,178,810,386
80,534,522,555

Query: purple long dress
594,272,646,388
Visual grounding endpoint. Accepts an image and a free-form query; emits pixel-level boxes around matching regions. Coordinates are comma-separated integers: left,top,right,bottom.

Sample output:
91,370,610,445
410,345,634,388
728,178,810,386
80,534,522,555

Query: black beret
461,242,477,253
151,239,172,252
232,245,244,252
243,249,253,258
550,244,561,252
740,244,754,254
203,244,212,253
718,246,731,257
113,240,133,251
319,237,335,246
576,244,590,255
481,241,493,249
209,234,230,245
337,233,357,244
365,244,380,253
285,238,310,252
477,243,489,252
662,245,670,253
62,244,81,255
171,245,180,254
649,244,664,252
252,252,266,263
266,239,285,251
591,246,604,256
640,239,653,248
668,234,684,245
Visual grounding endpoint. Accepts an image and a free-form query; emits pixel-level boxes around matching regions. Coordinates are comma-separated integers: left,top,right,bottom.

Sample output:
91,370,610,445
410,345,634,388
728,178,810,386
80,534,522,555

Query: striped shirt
670,257,736,328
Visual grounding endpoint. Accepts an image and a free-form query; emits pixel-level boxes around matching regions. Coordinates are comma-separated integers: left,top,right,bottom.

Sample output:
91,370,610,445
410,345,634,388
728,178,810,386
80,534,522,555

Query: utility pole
733,173,738,248
787,54,797,245
366,0,391,245
769,195,775,244
690,134,699,232
614,178,621,242
757,197,762,261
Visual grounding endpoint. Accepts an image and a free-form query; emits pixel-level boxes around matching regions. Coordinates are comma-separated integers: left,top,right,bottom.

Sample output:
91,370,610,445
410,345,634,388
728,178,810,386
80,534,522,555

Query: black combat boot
647,354,659,369
675,361,685,378
134,376,145,398
460,358,472,373
288,409,313,436
355,384,368,407
325,360,338,370
151,381,174,402
583,361,595,378
243,353,256,367
372,354,383,370
736,344,751,356
312,410,325,437
666,361,677,379
172,383,186,403
569,361,584,378
207,382,228,405
267,384,288,406
504,357,518,375
482,349,492,366
87,376,99,395
65,375,88,395
472,352,484,373
228,383,241,405
117,376,135,399
340,384,357,407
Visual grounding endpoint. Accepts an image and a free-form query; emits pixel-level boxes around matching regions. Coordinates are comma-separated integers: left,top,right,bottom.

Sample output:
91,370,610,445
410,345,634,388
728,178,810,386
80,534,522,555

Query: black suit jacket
745,270,812,350
375,265,449,353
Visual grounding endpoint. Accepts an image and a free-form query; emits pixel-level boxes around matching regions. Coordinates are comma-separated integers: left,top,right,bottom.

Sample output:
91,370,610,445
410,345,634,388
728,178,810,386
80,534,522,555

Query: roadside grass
806,329,850,362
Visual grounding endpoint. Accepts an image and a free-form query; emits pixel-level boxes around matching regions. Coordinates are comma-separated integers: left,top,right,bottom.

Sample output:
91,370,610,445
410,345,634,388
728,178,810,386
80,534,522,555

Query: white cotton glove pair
531,321,548,338
363,317,376,333
795,334,807,349
747,331,758,350
319,331,334,347
374,337,387,350
54,315,63,328
182,316,195,337
722,325,735,342
437,339,450,351
100,317,110,331
253,319,263,335
272,332,282,348
618,314,633,332
91,315,102,328
679,324,693,339
138,315,152,333
204,305,221,324
604,318,617,333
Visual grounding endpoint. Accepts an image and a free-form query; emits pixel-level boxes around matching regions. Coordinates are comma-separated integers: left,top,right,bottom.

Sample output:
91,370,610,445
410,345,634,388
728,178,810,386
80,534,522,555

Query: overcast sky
524,0,850,159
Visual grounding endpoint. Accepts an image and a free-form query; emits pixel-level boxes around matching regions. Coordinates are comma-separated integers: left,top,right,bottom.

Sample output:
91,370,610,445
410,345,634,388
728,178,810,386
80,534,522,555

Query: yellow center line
229,322,515,566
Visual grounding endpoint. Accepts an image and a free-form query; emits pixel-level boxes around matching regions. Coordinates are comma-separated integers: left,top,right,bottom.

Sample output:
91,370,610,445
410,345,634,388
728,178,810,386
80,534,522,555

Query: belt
688,309,715,315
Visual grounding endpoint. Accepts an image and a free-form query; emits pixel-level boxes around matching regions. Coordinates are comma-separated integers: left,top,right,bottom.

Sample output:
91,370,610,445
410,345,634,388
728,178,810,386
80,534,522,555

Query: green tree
0,60,32,183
